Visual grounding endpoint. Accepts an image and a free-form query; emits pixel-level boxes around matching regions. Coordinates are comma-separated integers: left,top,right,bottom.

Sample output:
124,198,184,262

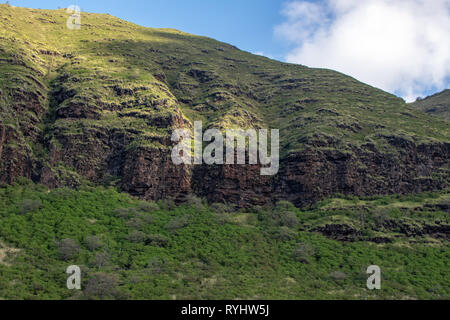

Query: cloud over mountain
275,0,450,102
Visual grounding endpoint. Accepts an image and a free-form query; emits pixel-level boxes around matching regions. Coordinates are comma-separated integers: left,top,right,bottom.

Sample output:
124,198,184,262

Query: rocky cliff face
276,140,449,207
0,6,448,207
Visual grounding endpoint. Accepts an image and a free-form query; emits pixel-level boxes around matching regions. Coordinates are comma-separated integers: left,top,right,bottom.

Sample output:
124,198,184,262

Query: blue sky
8,0,450,101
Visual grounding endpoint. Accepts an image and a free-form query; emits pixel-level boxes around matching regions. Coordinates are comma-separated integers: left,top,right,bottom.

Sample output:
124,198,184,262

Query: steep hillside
410,90,450,121
0,5,449,207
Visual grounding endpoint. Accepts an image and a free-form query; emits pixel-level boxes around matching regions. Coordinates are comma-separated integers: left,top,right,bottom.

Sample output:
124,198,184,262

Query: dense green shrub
159,198,176,210
293,243,316,264
92,252,110,268
266,210,299,228
146,256,165,274
184,194,205,210
137,213,155,225
57,239,80,261
280,211,299,228
330,271,347,281
126,231,147,243
85,235,103,251
272,227,297,241
146,234,169,247
138,201,159,213
18,199,42,215
115,207,133,219
0,183,448,300
83,273,121,300
211,202,235,213
126,218,145,230
274,200,297,212
166,215,189,233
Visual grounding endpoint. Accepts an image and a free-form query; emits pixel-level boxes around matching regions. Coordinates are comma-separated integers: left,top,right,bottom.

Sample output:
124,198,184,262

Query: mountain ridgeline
0,5,449,207
410,89,450,121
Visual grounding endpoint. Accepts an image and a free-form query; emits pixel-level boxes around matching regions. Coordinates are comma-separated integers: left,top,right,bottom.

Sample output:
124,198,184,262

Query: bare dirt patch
0,242,21,266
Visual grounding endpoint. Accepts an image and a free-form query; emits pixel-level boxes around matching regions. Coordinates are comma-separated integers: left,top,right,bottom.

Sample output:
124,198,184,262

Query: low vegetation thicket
0,180,448,300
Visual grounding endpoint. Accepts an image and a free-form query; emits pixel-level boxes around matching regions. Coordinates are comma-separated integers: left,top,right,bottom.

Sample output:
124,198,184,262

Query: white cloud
275,0,450,102
253,51,276,59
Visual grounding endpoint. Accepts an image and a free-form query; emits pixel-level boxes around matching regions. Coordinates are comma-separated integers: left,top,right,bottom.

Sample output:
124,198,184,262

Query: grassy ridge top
411,90,450,121
0,4,448,160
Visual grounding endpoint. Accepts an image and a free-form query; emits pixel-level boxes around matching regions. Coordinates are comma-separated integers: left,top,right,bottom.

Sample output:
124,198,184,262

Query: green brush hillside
0,180,448,300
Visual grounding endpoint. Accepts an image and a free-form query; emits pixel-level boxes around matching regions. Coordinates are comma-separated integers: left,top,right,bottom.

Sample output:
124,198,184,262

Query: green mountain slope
0,5,449,301
0,5,448,207
410,89,450,120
